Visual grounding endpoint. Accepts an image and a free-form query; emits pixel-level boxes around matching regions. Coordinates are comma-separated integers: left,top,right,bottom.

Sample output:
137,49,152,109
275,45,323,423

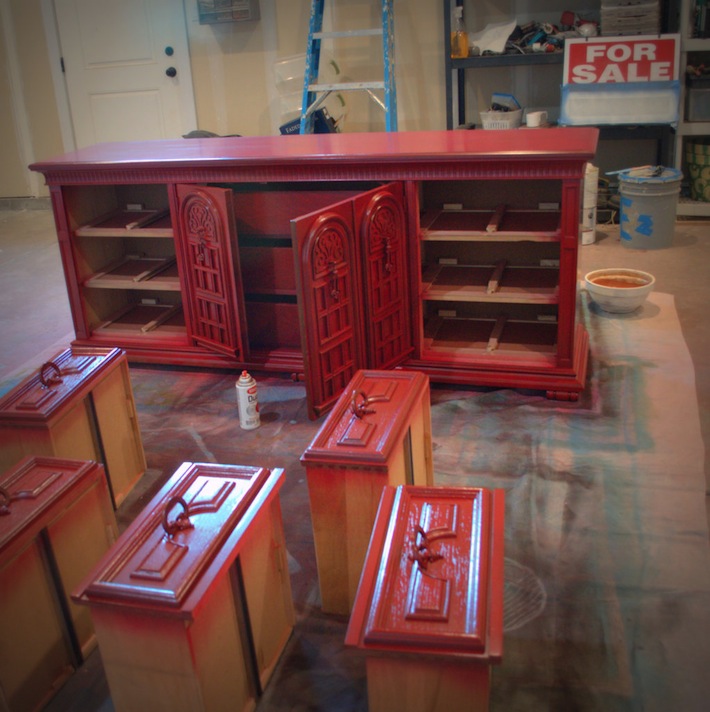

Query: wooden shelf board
93,303,186,337
76,209,173,237
421,264,559,303
84,256,180,291
423,316,557,361
421,209,560,242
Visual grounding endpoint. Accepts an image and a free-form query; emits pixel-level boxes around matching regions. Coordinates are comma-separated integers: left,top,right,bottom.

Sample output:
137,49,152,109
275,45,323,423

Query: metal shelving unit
443,0,565,129
673,0,710,216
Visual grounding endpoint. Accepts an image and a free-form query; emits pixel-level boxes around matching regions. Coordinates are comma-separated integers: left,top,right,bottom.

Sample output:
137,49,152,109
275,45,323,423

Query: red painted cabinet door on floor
176,185,245,359
355,183,412,370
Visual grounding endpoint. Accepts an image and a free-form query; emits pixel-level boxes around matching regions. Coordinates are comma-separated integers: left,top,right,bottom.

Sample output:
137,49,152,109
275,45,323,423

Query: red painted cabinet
31,129,597,411
346,484,505,712
0,347,146,508
301,369,434,614
0,456,118,712
72,461,294,712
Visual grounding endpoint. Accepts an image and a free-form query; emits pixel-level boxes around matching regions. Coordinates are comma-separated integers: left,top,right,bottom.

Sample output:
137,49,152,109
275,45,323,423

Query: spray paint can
236,370,260,430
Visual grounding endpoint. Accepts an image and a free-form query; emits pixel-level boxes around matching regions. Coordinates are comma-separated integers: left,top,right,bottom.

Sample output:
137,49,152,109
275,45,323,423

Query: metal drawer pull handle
162,496,194,537
409,525,445,570
350,389,388,418
39,360,63,388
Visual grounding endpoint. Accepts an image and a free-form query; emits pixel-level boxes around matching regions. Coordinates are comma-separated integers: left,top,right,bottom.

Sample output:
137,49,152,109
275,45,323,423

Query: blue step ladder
299,0,397,133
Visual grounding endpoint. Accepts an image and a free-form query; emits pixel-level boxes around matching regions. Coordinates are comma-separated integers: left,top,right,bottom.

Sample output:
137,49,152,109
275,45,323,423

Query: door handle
166,66,177,78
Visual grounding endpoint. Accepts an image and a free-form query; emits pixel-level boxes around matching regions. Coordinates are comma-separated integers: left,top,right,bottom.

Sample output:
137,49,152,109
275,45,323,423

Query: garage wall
1,1,644,199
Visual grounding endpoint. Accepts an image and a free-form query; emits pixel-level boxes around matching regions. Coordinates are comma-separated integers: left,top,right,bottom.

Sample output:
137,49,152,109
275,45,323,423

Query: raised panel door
292,200,365,419
354,183,412,370
176,185,246,360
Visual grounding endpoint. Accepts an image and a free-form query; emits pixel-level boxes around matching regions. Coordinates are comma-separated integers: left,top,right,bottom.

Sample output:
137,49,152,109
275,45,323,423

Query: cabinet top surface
301,369,430,468
1,456,100,555
30,128,599,175
345,485,505,660
0,347,125,423
74,461,284,617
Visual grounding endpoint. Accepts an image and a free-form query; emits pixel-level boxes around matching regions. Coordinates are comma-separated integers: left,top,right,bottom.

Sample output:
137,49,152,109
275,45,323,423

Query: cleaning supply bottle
236,370,260,430
451,5,468,59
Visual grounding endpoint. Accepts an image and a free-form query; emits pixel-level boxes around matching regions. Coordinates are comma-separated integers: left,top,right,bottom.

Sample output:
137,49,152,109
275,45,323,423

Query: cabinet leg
546,390,579,402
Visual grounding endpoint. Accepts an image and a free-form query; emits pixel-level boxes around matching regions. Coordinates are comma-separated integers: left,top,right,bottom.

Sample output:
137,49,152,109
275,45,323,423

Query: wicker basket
479,108,523,130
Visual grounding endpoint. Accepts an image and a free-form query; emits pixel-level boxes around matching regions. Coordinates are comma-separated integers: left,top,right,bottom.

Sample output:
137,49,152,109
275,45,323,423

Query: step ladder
299,0,397,133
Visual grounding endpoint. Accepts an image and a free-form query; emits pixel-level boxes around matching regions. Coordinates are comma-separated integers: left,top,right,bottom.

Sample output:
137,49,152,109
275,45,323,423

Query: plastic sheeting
430,291,709,711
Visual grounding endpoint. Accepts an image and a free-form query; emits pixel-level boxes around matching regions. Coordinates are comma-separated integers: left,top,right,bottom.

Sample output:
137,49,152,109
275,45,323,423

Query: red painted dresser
346,484,505,712
29,128,598,416
72,461,294,712
0,456,118,712
0,347,146,508
301,369,434,615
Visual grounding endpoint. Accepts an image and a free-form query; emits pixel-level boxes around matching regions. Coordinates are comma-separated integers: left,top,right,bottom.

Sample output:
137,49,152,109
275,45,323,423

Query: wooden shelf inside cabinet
75,209,172,237
94,302,185,338
424,316,557,363
421,263,559,304
84,255,180,290
238,234,296,296
420,208,561,242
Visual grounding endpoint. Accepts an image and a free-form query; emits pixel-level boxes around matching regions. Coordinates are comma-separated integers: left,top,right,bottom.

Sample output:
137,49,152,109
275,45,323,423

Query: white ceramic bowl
584,268,655,314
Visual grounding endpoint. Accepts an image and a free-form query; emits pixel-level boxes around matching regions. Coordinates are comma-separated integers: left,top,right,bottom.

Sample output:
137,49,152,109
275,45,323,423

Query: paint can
618,166,681,249
236,370,260,430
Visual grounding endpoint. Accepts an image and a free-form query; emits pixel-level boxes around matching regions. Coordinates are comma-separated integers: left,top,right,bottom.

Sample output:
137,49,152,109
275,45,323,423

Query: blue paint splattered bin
618,166,682,249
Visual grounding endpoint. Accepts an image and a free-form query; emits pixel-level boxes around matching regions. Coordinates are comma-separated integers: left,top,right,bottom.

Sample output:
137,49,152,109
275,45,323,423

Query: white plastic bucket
618,166,682,249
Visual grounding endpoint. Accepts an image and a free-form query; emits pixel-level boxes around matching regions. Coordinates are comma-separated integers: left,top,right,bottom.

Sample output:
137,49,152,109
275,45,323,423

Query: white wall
184,0,447,136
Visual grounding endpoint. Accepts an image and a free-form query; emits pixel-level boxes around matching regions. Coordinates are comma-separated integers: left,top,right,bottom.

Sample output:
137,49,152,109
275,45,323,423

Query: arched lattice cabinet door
292,199,364,419
355,182,412,369
176,184,246,359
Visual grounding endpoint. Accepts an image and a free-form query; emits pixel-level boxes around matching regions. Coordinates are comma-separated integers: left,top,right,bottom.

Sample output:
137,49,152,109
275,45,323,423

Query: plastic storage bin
479,108,522,129
686,75,710,122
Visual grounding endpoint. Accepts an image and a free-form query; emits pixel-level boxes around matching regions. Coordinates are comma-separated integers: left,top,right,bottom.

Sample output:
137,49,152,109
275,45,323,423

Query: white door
53,0,197,148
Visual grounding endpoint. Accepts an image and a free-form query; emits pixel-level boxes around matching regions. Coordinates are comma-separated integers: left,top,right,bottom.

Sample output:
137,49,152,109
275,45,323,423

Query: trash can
618,166,682,249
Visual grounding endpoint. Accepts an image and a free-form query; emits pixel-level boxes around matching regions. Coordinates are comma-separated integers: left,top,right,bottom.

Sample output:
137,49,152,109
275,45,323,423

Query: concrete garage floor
0,207,708,711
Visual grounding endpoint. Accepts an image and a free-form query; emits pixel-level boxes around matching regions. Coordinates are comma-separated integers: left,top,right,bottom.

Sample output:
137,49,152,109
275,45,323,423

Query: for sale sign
563,35,679,85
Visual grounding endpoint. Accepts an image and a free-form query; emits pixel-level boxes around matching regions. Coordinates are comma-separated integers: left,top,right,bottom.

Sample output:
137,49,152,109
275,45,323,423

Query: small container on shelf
480,93,523,129
686,73,710,121
450,5,468,58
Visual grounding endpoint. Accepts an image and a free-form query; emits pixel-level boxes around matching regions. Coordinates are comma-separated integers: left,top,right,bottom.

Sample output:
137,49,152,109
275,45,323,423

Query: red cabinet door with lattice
292,183,410,419
175,184,246,359
292,196,365,419
354,183,412,370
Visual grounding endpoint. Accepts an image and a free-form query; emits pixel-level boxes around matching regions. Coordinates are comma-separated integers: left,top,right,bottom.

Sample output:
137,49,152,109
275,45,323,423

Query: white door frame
41,0,76,153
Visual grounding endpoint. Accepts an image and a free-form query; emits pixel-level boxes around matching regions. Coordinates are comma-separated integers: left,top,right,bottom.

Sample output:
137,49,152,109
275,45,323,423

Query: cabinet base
72,327,589,403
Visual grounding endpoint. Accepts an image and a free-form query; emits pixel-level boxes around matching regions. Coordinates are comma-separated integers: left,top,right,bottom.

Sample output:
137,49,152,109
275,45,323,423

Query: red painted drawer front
76,462,281,614
0,456,100,556
0,347,124,424
347,485,505,661
301,370,430,469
